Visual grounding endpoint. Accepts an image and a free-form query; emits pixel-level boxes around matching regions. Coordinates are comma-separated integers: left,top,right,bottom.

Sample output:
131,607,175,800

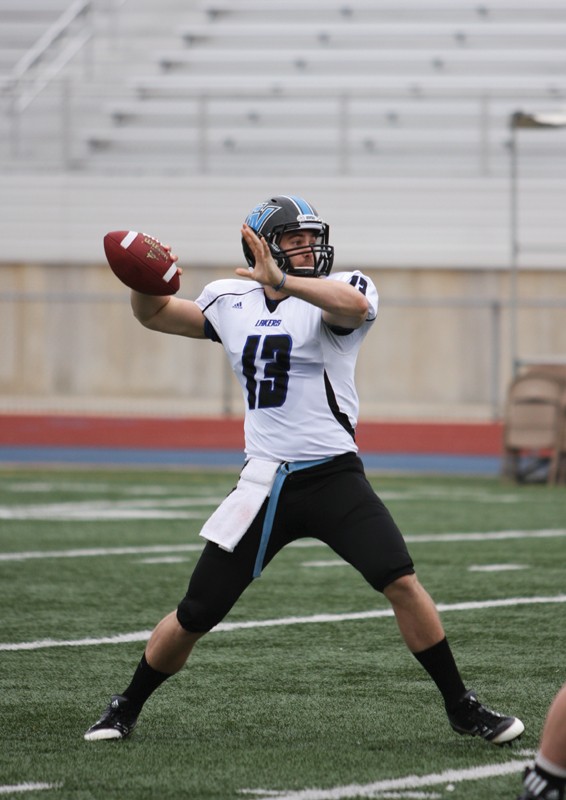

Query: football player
517,682,566,799
85,195,524,747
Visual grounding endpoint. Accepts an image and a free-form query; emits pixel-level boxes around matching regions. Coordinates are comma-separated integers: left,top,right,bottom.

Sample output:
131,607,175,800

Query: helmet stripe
284,195,316,216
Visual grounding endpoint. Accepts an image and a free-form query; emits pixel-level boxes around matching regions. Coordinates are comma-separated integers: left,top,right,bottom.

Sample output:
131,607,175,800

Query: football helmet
242,195,334,277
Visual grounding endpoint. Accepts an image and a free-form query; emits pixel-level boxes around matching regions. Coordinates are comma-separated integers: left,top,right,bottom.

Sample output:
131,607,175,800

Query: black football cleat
447,689,524,745
517,767,565,800
84,695,139,741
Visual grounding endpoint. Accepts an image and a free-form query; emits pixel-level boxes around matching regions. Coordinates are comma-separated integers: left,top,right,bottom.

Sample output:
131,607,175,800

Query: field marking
404,530,566,543
0,508,206,521
468,564,528,572
1,594,565,652
0,487,540,522
0,544,205,562
137,556,189,564
1,528,565,562
0,784,61,796
0,496,221,521
4,481,221,496
302,562,530,571
241,791,442,799
2,483,520,504
239,758,532,800
378,489,521,504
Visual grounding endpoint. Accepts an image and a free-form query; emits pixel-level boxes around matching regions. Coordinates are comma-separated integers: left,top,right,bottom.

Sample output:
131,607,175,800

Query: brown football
103,230,180,295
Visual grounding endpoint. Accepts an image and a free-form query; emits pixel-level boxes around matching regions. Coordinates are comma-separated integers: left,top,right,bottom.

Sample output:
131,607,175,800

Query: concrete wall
3,259,566,421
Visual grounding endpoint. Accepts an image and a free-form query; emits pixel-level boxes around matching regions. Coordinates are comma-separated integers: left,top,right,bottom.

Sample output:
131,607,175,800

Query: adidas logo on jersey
232,301,243,309
255,319,281,327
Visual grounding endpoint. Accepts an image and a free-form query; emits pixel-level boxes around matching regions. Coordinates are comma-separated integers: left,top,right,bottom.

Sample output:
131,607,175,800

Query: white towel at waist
199,458,280,552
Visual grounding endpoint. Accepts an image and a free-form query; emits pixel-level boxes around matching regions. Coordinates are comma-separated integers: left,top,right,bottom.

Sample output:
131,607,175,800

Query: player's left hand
235,224,284,288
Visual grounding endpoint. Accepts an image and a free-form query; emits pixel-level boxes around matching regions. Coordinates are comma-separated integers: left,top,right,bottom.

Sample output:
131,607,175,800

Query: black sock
122,653,173,711
412,637,467,709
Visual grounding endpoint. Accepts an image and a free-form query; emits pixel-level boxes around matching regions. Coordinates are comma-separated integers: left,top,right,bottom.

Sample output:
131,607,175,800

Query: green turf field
1,468,564,800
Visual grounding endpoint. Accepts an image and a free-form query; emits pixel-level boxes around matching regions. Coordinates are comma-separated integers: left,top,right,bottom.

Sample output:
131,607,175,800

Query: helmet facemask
264,221,334,278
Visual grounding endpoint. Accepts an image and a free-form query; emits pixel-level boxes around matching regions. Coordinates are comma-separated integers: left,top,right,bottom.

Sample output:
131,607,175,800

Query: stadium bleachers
1,0,565,176
97,0,565,176
0,2,565,257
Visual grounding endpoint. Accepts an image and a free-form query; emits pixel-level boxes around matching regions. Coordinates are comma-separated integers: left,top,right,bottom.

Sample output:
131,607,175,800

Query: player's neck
263,286,287,301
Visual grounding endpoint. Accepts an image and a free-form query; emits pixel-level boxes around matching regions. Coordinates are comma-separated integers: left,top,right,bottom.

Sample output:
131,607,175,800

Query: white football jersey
195,271,378,462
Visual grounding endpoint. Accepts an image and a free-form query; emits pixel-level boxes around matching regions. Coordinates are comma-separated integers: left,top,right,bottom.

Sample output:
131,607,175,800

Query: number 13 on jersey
242,334,292,410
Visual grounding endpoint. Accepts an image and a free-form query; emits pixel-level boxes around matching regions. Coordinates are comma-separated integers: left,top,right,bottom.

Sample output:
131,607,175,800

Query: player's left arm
237,224,369,329
288,273,369,329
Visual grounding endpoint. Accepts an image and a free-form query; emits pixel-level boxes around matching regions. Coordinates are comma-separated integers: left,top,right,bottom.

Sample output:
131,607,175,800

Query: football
103,230,180,295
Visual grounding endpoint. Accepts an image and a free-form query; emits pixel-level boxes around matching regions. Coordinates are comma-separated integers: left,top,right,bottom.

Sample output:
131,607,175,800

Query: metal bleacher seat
86,124,499,149
131,72,565,97
179,21,566,49
105,96,498,129
153,47,565,77
198,0,566,21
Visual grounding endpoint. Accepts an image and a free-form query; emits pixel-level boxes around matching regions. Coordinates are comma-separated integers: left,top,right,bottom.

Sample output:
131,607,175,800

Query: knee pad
370,552,415,593
176,594,219,633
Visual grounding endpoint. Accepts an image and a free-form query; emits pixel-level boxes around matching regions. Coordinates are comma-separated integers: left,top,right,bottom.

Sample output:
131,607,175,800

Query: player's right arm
131,291,207,339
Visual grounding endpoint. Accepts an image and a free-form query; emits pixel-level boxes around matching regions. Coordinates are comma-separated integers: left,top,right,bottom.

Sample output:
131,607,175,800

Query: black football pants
176,452,415,633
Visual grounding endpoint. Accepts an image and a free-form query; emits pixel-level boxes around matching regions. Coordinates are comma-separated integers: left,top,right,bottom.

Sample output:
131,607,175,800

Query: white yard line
137,556,189,564
1,529,565,562
0,508,206,520
1,595,565,652
0,496,221,521
2,484,527,505
0,784,61,795
303,561,531,571
469,564,528,572
0,544,205,561
239,759,532,800
404,530,566,543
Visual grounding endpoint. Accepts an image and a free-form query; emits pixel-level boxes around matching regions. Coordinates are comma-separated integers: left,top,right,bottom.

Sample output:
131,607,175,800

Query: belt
252,457,334,578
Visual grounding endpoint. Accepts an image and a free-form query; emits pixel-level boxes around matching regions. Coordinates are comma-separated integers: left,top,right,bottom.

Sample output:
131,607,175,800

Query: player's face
279,230,318,272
